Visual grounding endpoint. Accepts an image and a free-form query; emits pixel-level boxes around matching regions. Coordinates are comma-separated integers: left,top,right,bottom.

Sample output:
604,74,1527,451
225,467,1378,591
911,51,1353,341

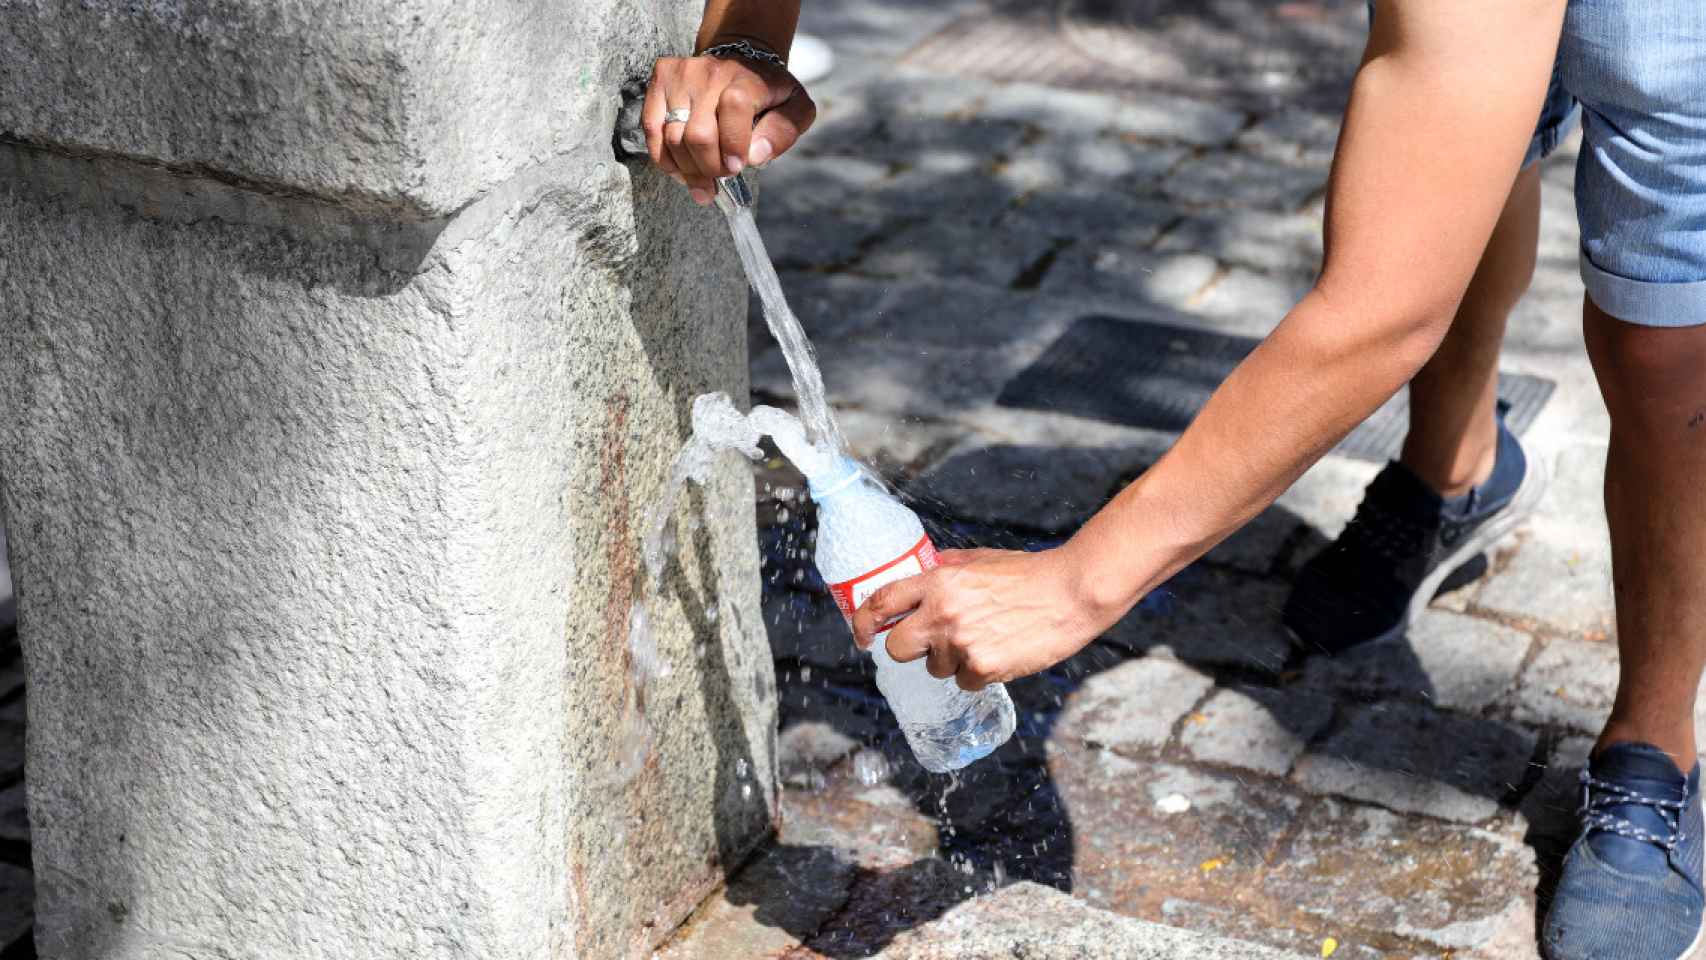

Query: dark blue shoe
1283,410,1547,655
1543,743,1706,960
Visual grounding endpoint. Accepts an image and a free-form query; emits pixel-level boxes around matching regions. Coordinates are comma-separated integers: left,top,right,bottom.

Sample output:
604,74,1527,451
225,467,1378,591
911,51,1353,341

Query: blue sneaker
1543,742,1706,960
1283,408,1548,655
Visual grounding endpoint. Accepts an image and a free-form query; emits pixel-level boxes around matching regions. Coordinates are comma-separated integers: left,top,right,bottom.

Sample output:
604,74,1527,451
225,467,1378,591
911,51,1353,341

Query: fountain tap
612,78,756,212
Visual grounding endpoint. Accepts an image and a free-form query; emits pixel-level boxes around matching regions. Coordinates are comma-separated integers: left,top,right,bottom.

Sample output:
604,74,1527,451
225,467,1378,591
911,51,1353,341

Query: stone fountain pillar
0,2,776,958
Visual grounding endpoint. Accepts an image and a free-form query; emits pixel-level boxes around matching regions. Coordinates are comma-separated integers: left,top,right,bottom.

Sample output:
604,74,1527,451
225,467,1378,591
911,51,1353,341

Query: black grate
998,315,1555,463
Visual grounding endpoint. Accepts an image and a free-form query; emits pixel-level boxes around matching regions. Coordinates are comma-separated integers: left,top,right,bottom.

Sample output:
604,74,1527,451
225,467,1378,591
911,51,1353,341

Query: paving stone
0,781,31,844
1046,748,1305,925
849,152,1023,229
1302,610,1533,713
756,271,894,345
1510,637,1617,736
753,335,1036,421
1102,569,1296,675
1054,656,1216,752
1234,107,1343,164
1516,735,1594,844
758,154,896,216
1110,94,1248,146
1038,249,1221,313
1251,454,1383,577
832,408,965,481
1163,151,1327,210
978,83,1141,136
1476,444,1615,636
1266,799,1537,954
877,881,1313,959
995,138,1187,195
0,862,30,949
757,205,891,272
778,763,939,863
1181,684,1335,777
778,720,861,792
655,843,857,959
860,117,1030,173
1186,267,1310,332
1293,701,1538,823
1156,209,1324,279
997,188,1177,244
856,219,1057,287
904,441,1168,535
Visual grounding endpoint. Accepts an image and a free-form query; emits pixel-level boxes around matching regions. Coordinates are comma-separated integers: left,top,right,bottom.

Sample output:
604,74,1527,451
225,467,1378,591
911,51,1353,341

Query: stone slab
1054,657,1216,753
1102,569,1297,675
1,0,692,216
1266,799,1537,954
877,881,1312,959
1475,444,1615,636
1156,210,1325,279
1294,702,1538,823
777,722,861,792
1302,610,1534,714
655,844,856,960
1163,152,1327,211
2,132,771,960
904,441,1169,536
1045,749,1306,933
1510,637,1618,736
1182,685,1335,777
857,220,1057,287
995,140,1188,196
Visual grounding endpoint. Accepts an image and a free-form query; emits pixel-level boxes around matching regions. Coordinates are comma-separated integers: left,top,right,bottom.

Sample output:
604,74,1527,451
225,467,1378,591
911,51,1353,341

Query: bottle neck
808,458,864,501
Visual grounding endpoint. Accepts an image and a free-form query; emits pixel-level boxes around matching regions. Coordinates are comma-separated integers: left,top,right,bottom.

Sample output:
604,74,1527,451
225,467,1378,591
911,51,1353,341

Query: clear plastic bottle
809,455,1017,772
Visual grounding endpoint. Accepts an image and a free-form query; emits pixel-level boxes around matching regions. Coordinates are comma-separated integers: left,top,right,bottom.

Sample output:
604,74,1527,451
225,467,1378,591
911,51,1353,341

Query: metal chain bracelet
700,39,788,71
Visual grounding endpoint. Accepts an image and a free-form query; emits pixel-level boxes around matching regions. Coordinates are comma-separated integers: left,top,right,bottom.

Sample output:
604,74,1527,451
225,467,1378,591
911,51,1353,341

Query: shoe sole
1301,442,1552,653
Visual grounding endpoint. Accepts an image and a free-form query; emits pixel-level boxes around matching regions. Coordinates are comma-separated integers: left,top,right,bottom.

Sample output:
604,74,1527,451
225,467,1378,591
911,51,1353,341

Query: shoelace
1579,769,1687,851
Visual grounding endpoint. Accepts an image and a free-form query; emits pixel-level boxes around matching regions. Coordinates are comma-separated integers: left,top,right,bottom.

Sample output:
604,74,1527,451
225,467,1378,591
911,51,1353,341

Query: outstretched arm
854,0,1570,688
643,1,813,205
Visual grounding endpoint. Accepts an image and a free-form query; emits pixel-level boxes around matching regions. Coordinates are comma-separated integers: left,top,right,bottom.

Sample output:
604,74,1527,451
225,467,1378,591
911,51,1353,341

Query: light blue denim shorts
1373,1,1706,326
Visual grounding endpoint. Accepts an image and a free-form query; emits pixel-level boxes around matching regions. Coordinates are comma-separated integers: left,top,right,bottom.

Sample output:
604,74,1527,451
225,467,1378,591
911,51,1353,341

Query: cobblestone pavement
664,1,1644,958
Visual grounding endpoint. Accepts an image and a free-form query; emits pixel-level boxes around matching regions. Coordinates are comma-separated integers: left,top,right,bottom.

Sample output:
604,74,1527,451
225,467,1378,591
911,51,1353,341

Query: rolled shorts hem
1581,251,1706,327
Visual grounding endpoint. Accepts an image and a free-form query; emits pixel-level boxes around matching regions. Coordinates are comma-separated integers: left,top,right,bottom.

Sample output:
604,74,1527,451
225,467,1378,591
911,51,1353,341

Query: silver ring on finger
663,107,691,125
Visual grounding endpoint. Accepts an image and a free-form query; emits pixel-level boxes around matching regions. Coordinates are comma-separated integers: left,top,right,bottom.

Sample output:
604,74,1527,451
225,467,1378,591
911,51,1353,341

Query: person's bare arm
855,0,1570,689
643,1,812,205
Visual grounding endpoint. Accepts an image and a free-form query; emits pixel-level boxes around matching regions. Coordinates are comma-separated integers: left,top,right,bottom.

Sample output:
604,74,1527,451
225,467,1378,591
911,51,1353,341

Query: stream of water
619,173,851,787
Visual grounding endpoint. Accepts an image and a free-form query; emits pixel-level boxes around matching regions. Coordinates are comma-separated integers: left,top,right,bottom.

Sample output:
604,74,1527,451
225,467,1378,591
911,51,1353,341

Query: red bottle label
827,535,939,639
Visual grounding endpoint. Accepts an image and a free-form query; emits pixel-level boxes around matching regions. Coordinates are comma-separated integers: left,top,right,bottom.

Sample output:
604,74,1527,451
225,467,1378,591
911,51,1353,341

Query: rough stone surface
655,844,856,960
1294,702,1537,823
1055,657,1216,752
1182,685,1335,777
877,882,1311,959
0,49,772,959
1511,637,1619,735
1303,610,1533,713
904,441,1168,535
0,0,692,216
1518,735,1594,844
1103,569,1296,674
1267,800,1537,954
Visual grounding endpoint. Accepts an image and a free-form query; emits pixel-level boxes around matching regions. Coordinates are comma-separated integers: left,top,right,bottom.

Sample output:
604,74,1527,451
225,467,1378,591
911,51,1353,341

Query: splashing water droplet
852,750,889,786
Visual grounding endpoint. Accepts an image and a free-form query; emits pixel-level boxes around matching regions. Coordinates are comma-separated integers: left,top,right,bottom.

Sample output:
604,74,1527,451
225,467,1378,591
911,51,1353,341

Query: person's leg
1400,164,1542,497
1585,300,1706,770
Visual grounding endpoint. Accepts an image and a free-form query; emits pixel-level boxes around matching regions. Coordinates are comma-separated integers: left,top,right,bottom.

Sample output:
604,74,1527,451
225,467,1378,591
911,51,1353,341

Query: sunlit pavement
659,1,1631,957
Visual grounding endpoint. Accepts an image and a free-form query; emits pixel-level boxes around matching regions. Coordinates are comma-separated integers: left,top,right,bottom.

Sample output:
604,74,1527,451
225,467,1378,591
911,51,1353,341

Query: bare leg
1586,299,1706,770
1400,165,1542,496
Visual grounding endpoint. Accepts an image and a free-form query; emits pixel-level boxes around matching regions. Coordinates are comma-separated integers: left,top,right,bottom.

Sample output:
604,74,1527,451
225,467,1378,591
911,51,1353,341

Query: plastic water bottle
809,455,1017,772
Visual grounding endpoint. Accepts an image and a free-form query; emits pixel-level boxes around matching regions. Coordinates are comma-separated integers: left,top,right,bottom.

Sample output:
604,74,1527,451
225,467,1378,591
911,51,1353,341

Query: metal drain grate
997,315,1555,463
